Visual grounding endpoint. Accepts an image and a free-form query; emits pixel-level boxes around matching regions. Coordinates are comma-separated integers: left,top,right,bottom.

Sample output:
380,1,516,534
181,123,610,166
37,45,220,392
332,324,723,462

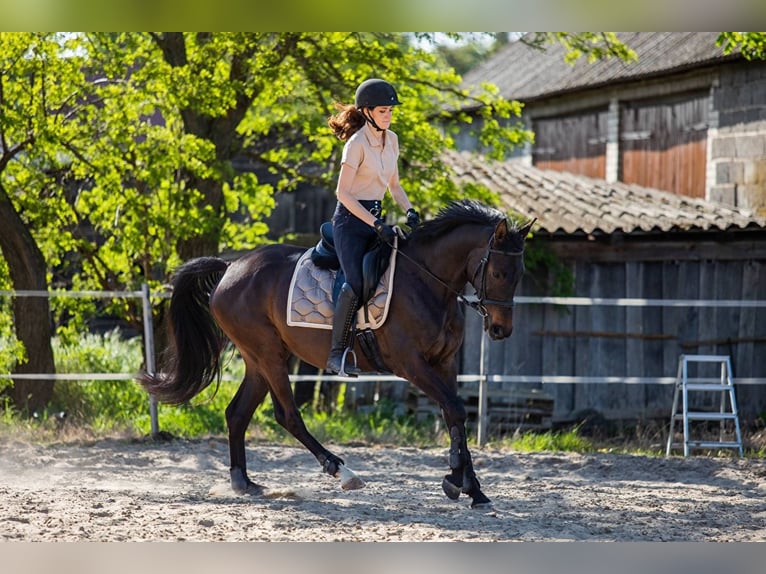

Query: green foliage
495,429,595,453
1,32,533,333
717,32,766,61
6,331,440,444
523,240,575,297
305,399,442,447
0,260,24,384
522,32,638,64
47,329,145,429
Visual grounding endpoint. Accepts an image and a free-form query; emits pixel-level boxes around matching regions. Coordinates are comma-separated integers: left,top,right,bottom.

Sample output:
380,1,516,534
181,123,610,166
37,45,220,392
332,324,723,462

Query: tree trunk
0,184,55,413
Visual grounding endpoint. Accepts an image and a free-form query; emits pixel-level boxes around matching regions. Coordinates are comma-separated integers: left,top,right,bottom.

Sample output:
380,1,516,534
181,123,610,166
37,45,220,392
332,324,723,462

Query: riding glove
406,208,420,229
373,218,396,243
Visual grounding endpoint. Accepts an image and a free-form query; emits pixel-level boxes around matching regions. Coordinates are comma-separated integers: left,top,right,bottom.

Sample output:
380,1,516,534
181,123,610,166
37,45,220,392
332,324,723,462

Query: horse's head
472,217,535,340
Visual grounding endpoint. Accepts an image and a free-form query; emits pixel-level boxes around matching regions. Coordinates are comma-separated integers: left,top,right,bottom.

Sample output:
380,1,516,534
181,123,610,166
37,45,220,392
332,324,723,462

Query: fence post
477,329,489,447
141,283,159,437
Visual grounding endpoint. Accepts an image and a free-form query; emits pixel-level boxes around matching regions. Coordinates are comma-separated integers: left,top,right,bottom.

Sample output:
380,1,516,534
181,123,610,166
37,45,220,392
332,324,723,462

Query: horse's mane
407,199,509,245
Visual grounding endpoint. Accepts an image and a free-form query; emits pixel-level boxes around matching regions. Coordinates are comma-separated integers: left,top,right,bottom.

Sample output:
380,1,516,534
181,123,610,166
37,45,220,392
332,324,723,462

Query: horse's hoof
231,468,264,496
336,464,366,490
442,475,462,500
242,482,265,496
341,476,366,490
232,479,264,496
470,492,492,509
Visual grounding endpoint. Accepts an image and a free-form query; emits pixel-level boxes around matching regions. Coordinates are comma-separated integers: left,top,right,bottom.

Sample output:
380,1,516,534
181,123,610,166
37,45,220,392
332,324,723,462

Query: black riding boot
326,283,361,377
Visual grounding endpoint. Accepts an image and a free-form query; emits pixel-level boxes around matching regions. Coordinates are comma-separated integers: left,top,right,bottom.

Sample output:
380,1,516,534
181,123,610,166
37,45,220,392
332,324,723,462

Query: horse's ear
519,218,537,240
494,218,509,241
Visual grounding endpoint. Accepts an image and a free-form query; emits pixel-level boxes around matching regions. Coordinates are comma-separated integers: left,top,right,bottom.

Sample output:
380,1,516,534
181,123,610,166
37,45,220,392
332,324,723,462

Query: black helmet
354,78,402,108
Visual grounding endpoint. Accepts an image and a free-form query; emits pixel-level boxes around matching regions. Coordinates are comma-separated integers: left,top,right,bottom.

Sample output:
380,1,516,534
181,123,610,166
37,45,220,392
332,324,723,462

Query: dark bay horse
141,199,534,508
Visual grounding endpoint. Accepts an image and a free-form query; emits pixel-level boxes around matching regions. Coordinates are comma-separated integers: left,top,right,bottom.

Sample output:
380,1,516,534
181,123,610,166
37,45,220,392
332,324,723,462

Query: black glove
373,218,396,244
406,208,420,229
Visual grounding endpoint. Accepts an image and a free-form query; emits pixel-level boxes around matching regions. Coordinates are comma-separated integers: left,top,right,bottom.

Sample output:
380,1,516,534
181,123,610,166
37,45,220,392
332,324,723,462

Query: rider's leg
325,282,361,376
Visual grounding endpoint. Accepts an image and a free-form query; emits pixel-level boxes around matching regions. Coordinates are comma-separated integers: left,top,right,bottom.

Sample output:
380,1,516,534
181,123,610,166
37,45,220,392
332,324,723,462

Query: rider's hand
406,208,420,230
373,218,396,244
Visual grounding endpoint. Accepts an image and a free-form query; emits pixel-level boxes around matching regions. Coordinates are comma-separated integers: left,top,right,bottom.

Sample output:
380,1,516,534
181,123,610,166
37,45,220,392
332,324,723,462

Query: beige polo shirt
341,123,399,201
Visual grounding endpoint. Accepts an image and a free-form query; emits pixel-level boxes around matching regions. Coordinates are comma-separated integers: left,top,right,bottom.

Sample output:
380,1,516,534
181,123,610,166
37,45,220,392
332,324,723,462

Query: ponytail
328,103,366,142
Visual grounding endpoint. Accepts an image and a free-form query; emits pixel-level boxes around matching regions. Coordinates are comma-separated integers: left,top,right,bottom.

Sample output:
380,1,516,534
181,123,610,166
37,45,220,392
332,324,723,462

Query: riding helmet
354,79,402,109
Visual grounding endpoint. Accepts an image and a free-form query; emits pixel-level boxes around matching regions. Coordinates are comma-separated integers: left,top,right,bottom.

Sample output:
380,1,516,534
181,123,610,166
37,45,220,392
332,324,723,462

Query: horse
140,199,534,508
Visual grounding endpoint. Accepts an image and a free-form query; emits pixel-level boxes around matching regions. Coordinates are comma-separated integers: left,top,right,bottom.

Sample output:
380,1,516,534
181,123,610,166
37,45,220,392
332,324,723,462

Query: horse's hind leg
226,369,269,495
264,362,365,490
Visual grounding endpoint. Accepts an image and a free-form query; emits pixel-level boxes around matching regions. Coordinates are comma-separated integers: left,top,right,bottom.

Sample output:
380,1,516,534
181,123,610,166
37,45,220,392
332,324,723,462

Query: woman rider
325,78,420,376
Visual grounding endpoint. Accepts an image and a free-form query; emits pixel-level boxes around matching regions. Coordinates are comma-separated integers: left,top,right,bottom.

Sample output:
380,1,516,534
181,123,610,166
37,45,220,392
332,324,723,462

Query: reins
392,232,523,319
393,246,482,312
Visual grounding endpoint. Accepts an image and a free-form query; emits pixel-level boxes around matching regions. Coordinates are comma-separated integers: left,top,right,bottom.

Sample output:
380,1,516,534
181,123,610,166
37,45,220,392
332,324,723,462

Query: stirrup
338,347,359,378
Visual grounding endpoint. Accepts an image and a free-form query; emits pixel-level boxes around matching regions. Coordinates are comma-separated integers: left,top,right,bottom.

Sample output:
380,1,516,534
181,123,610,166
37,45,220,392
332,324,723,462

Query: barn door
532,108,608,178
619,91,709,198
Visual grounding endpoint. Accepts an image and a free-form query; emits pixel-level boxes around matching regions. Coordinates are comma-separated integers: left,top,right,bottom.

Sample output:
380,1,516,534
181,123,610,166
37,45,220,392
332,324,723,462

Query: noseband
468,237,524,318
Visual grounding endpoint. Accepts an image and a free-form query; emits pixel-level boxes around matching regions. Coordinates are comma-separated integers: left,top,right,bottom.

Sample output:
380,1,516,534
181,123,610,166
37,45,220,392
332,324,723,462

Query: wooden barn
441,32,766,428
458,32,766,214
445,150,766,427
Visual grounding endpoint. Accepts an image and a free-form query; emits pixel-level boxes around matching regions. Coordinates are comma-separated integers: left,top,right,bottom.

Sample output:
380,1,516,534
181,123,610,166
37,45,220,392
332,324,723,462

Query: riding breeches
331,201,380,297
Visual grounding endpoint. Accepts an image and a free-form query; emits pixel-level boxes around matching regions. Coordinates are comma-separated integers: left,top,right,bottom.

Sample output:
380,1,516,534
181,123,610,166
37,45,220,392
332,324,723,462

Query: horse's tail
140,256,230,405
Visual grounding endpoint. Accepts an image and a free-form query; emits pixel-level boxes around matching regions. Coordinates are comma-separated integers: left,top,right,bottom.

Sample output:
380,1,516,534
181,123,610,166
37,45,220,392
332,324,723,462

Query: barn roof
443,150,766,235
461,32,741,105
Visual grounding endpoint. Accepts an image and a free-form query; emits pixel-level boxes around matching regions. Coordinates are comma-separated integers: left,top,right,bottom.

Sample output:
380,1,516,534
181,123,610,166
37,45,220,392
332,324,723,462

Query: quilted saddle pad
286,247,396,330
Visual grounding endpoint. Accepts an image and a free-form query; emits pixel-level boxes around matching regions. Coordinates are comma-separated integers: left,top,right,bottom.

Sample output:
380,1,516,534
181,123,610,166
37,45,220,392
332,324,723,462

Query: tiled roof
443,150,766,235
462,32,740,104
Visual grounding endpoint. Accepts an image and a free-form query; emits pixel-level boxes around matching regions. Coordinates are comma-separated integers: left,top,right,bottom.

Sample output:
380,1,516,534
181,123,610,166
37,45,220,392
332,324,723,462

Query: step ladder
666,354,743,457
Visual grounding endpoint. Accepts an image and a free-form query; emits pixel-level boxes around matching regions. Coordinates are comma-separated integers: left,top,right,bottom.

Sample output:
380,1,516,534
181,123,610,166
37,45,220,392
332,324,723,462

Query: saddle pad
286,245,397,330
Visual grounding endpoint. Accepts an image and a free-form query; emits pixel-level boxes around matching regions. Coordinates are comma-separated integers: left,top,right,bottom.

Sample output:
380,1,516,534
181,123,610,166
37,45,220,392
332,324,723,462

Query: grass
2,330,765,458
496,427,596,453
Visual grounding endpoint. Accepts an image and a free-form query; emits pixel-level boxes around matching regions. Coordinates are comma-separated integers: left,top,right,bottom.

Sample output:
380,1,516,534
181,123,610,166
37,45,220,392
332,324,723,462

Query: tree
717,32,766,60
0,33,96,412
0,32,529,411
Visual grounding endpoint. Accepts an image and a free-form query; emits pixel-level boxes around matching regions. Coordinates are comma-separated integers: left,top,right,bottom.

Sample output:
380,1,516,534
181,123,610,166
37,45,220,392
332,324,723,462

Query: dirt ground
1,435,765,542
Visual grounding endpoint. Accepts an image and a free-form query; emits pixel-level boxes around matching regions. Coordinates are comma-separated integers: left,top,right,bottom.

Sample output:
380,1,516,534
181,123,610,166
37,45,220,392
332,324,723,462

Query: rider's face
368,106,393,129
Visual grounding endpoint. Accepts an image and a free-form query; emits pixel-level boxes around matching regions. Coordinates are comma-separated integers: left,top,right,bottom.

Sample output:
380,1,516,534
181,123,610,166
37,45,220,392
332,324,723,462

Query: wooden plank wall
532,108,608,178
530,91,710,199
619,91,709,198
460,243,766,424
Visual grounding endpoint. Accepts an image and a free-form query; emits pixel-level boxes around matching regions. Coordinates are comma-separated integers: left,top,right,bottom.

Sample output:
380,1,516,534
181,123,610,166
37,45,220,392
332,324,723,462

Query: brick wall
709,62,766,215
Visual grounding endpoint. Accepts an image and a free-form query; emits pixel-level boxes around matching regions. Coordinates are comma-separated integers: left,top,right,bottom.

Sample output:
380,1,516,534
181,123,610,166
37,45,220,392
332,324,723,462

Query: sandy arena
1,436,765,542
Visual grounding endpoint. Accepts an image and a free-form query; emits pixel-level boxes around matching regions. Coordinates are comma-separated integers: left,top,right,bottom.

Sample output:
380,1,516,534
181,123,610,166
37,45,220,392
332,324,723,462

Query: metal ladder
666,354,743,457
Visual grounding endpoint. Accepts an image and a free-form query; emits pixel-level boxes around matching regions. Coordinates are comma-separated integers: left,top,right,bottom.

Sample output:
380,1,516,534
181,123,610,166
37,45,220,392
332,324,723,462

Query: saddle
285,222,396,373
310,221,392,309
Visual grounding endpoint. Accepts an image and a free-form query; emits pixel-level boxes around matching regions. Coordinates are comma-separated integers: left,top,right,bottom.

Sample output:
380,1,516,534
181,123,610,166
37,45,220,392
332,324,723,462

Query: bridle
468,236,524,319
394,231,524,320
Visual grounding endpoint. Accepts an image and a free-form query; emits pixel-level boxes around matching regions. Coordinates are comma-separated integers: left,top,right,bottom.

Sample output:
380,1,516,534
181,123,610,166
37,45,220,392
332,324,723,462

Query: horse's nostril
488,324,513,340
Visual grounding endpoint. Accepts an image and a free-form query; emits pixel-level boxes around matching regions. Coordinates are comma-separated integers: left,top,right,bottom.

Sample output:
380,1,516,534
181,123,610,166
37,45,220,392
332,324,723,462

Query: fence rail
3,288,766,445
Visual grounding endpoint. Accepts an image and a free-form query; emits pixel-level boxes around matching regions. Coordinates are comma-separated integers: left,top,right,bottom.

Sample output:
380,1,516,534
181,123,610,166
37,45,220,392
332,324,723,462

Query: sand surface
1,436,765,541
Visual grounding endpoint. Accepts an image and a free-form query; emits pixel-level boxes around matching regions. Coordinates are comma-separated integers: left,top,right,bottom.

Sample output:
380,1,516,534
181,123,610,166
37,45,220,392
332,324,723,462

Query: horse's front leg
440,400,492,509
442,423,491,508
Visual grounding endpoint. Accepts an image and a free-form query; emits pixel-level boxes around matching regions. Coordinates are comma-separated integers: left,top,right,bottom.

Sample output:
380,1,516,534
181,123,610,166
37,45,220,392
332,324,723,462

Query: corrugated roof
462,32,740,103
443,150,766,235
